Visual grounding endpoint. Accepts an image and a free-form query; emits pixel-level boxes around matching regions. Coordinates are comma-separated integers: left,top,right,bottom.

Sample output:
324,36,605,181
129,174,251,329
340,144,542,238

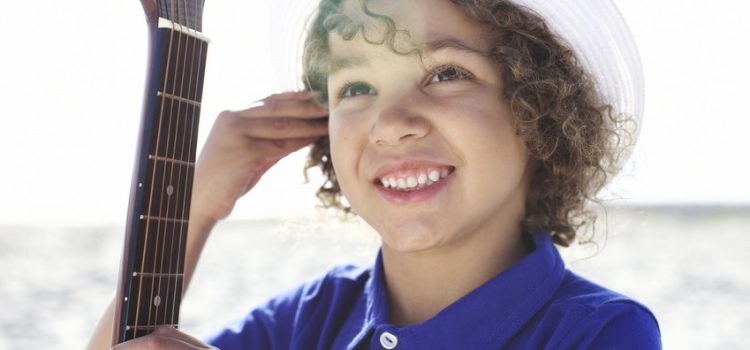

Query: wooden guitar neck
112,0,208,345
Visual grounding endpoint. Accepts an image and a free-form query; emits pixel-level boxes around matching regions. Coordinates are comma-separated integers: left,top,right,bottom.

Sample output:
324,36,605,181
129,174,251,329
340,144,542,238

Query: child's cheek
327,110,351,145
328,111,358,174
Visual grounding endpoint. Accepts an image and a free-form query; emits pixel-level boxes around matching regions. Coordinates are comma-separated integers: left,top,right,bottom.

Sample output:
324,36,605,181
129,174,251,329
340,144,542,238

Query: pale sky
1,0,748,226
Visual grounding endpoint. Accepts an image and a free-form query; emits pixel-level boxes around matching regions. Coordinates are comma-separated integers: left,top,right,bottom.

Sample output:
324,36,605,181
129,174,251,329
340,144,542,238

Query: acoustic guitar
111,0,208,345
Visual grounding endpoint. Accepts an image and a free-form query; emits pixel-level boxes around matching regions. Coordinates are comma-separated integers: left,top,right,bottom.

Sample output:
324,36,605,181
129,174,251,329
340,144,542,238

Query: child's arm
86,91,328,350
85,212,217,350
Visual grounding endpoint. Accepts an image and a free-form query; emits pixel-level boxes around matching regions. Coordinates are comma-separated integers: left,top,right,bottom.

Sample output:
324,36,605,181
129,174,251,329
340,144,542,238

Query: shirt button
379,331,398,349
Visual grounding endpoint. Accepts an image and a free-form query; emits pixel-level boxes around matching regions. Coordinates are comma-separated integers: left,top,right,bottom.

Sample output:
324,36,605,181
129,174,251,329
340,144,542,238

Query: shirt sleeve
557,300,662,349
203,286,304,350
202,264,368,350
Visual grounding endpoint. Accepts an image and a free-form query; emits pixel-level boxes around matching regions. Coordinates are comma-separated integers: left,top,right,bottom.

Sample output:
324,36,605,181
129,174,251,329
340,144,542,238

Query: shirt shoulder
541,270,662,349
206,264,371,350
299,263,372,300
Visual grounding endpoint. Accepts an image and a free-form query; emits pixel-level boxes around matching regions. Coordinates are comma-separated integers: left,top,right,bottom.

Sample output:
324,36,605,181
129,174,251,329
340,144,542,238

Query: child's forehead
337,0,421,29
327,34,490,76
330,0,491,56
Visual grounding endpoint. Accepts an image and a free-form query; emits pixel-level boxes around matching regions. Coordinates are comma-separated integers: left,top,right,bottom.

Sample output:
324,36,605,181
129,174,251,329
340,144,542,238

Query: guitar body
112,0,208,345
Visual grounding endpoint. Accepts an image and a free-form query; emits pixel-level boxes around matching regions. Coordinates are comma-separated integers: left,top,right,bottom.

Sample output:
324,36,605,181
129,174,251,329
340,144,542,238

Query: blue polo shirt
206,233,661,349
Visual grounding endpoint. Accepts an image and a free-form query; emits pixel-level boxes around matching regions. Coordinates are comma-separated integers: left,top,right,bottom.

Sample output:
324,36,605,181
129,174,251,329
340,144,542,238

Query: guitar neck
113,0,208,345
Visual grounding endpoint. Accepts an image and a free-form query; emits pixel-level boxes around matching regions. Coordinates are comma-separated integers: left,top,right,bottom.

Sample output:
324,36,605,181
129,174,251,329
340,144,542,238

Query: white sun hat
270,0,644,125
506,0,645,125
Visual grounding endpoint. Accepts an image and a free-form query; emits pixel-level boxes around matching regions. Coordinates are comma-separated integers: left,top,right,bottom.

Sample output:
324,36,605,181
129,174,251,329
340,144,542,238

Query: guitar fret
125,324,178,331
148,154,195,167
139,215,188,224
157,91,201,107
132,272,184,278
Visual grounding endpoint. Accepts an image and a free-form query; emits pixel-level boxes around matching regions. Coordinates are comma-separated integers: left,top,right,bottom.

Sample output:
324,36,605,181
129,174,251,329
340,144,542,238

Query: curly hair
302,0,634,247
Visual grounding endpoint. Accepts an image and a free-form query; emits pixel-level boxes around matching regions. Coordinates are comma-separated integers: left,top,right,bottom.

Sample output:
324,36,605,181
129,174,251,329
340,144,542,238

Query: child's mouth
376,166,454,192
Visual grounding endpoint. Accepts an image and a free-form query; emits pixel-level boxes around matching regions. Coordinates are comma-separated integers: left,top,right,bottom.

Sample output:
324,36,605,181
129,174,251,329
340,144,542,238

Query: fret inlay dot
166,185,174,196
154,295,161,307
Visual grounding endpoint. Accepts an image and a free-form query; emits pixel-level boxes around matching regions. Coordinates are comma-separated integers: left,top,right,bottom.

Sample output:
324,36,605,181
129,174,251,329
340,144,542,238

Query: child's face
326,0,531,252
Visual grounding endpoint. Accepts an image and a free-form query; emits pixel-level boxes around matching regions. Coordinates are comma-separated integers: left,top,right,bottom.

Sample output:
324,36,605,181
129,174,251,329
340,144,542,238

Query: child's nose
369,95,431,146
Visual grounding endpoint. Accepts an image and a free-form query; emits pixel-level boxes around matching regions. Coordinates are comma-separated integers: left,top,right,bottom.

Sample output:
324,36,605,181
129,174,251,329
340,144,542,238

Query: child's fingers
152,326,214,349
257,136,321,159
112,326,214,349
245,117,328,139
237,98,328,119
218,111,328,140
262,90,320,101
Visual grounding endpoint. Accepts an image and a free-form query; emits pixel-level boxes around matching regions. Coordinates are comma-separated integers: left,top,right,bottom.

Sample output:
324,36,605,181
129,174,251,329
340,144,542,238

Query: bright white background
1,0,749,226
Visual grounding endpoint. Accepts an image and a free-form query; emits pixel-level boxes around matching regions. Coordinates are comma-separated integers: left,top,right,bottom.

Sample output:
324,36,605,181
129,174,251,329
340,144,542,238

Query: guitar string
183,4,205,325
148,0,188,331
159,0,185,328
145,0,181,334
165,0,200,329
163,1,198,327
155,0,184,329
132,0,177,338
169,0,202,327
143,0,175,333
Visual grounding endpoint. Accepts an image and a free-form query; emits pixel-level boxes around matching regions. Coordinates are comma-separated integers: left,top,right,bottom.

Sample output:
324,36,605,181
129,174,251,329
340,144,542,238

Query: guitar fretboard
117,14,208,341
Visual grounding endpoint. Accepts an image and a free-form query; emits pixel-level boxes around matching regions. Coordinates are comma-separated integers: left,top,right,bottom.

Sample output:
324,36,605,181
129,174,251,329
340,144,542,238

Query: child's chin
380,229,446,254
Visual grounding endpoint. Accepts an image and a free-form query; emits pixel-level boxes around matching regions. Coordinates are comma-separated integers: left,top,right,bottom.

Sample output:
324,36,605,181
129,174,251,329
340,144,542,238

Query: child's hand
190,91,328,223
112,326,215,349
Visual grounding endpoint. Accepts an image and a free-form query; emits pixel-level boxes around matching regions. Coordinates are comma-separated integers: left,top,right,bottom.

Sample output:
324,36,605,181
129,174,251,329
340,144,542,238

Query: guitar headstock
141,0,205,31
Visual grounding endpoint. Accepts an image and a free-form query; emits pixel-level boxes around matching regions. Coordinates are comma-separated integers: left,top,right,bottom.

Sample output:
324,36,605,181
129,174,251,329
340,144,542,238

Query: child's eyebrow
328,55,370,76
327,36,486,76
421,37,487,57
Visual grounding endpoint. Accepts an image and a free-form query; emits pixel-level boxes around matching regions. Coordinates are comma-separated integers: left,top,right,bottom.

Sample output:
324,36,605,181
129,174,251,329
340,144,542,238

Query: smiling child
89,0,661,349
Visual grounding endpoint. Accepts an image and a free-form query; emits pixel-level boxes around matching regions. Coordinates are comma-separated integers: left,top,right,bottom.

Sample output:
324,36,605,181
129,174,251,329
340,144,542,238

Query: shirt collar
348,232,566,349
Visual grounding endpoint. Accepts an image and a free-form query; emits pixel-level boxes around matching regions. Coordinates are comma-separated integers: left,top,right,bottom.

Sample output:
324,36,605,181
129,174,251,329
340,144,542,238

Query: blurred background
1,0,748,349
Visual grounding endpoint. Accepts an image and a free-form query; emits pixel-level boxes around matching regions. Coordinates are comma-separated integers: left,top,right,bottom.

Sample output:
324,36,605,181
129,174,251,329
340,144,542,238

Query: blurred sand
0,206,748,349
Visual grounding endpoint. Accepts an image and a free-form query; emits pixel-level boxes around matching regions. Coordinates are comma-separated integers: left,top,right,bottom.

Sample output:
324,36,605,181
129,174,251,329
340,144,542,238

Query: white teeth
407,176,418,188
379,168,453,191
397,178,407,189
428,170,440,182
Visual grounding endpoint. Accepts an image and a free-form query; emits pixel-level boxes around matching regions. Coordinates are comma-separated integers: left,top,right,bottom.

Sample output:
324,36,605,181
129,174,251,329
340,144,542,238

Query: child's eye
428,65,473,84
339,81,375,98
